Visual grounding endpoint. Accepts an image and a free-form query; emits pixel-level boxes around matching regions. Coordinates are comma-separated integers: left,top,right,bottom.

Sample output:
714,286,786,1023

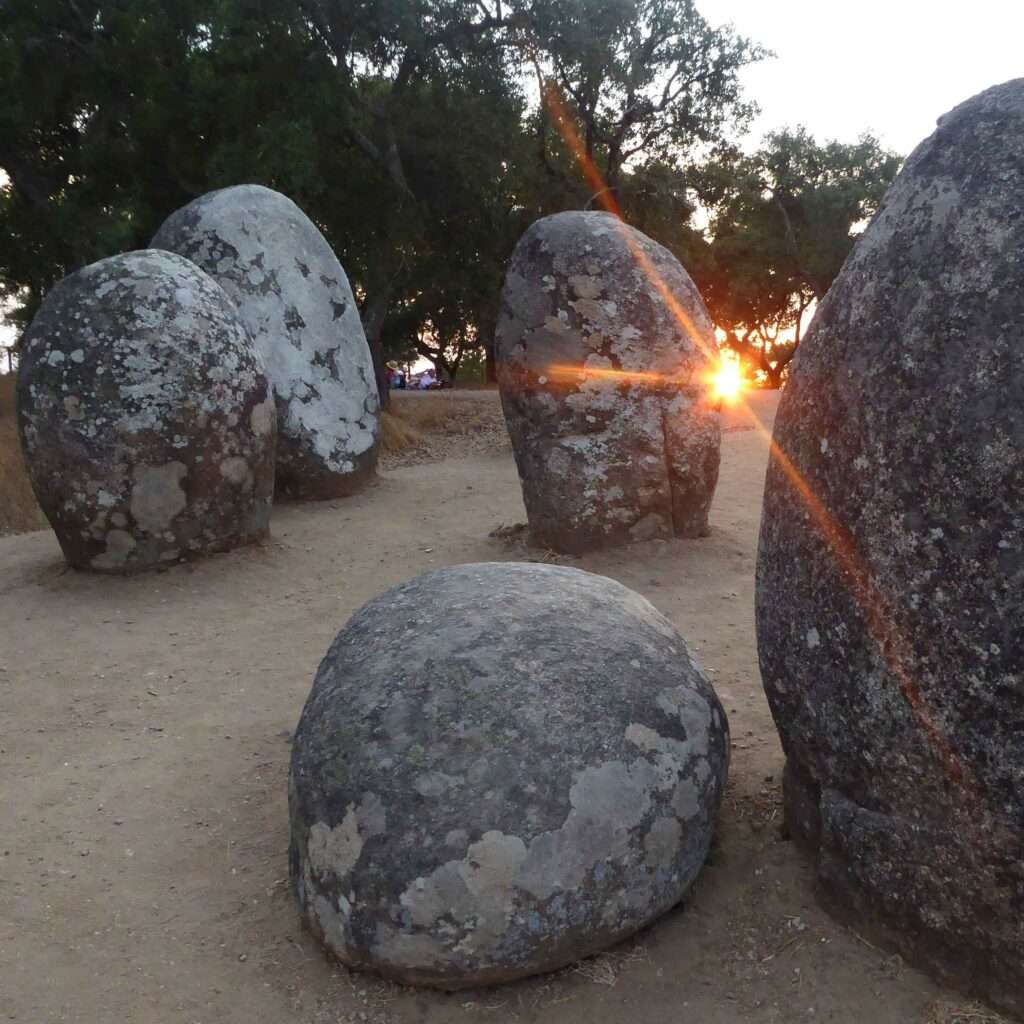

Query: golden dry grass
0,372,47,535
378,409,425,453
388,389,502,435
380,389,508,468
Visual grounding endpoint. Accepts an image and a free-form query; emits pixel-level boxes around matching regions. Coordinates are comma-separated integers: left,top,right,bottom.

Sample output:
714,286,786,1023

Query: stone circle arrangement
9,76,1024,1016
288,562,729,988
16,185,380,574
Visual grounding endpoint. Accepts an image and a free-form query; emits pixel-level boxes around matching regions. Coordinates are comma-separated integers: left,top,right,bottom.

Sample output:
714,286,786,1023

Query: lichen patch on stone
288,562,729,988
496,212,721,554
152,185,379,498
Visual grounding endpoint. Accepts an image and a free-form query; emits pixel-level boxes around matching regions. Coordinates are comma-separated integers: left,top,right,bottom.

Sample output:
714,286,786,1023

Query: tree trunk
485,340,497,384
360,286,394,411
478,312,499,384
431,347,456,383
772,192,827,302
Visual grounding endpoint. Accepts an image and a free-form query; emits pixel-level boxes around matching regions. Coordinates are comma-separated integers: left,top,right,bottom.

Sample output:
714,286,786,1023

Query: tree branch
772,190,825,300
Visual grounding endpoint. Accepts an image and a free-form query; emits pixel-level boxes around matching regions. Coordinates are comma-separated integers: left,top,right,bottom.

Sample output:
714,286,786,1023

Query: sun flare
711,360,744,404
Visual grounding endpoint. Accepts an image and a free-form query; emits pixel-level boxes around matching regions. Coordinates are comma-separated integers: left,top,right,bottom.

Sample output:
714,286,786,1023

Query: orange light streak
547,362,686,387
541,78,983,817
763,431,972,795
541,84,718,365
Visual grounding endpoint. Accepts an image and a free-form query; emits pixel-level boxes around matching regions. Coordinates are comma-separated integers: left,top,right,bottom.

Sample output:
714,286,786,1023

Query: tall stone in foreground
152,185,379,499
495,212,720,554
17,250,276,573
756,79,1024,1016
290,562,729,989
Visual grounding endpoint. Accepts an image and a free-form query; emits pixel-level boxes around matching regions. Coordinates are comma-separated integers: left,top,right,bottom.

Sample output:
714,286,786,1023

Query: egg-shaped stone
756,79,1024,1016
495,211,721,554
289,562,729,988
152,185,379,499
17,249,275,573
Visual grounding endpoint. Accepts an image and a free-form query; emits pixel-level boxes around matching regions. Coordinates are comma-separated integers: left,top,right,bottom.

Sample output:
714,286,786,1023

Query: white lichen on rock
152,185,379,498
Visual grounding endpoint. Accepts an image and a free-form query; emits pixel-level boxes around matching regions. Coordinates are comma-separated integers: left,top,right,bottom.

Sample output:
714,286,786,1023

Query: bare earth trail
1,392,954,1023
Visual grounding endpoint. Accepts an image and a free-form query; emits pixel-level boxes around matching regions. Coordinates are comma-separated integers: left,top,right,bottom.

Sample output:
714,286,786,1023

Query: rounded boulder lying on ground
756,79,1024,1016
152,184,379,499
289,562,729,989
17,249,276,573
495,211,721,554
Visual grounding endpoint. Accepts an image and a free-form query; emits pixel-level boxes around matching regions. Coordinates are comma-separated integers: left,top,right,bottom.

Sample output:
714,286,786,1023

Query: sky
3,1,1022,358
704,0,1024,156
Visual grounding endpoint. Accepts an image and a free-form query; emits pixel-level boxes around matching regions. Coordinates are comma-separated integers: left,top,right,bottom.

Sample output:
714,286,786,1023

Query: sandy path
1,392,949,1023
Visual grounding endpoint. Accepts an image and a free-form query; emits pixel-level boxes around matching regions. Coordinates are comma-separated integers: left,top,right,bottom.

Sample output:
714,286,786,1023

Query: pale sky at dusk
705,0,1024,156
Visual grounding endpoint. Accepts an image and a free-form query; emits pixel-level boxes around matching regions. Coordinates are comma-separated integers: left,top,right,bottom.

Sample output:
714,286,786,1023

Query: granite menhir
17,249,276,573
495,211,721,554
756,79,1024,1016
289,562,729,989
153,185,379,499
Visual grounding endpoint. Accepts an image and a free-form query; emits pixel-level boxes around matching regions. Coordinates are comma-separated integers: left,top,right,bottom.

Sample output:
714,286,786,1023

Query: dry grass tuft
379,410,425,453
379,390,509,470
0,373,46,535
924,1000,1013,1024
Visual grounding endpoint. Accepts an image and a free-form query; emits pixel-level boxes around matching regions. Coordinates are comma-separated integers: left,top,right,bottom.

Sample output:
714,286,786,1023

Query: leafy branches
0,0,899,393
521,0,767,195
695,128,901,386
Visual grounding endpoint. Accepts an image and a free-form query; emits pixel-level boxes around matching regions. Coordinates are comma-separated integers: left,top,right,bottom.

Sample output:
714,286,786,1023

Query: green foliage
0,1,898,391
694,128,901,386
520,0,767,196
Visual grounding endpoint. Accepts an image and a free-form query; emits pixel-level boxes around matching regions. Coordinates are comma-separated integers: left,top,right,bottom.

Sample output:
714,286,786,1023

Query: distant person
419,371,435,390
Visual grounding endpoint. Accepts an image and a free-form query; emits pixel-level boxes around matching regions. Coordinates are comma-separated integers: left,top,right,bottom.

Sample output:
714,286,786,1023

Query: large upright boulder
289,562,729,989
756,80,1024,1015
152,185,379,499
495,212,720,554
17,250,276,573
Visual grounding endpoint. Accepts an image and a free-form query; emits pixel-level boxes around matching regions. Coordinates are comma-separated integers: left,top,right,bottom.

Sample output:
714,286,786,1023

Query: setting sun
711,360,744,404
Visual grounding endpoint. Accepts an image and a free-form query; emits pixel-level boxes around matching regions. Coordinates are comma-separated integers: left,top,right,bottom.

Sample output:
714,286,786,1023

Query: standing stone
17,250,276,573
289,562,729,989
495,211,720,554
756,80,1024,1016
152,185,379,499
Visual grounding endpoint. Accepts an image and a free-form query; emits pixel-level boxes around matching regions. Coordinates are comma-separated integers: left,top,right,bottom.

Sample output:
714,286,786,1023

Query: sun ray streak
541,78,987,820
541,84,717,364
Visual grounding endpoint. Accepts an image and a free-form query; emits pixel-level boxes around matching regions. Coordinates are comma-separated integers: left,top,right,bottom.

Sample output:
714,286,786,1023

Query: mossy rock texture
290,562,729,989
17,249,275,573
496,211,720,554
756,79,1024,1016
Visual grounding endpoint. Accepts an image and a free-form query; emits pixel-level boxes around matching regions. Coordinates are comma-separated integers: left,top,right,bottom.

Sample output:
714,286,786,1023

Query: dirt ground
0,390,990,1024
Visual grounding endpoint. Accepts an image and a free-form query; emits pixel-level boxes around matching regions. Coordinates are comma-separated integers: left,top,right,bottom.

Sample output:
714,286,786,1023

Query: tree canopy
694,128,900,385
0,0,900,390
